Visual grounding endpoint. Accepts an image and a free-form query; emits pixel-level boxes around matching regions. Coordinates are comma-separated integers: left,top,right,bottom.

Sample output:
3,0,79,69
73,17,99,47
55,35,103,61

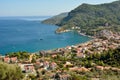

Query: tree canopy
0,62,24,80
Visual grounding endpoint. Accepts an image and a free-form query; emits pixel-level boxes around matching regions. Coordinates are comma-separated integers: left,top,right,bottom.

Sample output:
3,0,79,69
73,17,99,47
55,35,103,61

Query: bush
0,62,24,80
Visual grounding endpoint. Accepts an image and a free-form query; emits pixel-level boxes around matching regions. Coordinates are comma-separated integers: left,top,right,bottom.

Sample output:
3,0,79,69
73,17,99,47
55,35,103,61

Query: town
0,31,120,80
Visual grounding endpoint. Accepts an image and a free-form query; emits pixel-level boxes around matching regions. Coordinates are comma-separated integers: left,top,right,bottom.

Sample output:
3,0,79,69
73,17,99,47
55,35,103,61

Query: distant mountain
42,12,68,25
58,1,120,35
43,1,120,36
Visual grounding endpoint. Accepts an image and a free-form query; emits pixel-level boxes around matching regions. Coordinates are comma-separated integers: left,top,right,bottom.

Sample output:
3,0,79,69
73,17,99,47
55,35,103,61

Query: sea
0,16,91,55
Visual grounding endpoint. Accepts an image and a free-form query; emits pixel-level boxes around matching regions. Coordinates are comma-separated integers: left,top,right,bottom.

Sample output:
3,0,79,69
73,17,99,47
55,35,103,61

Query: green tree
0,62,24,80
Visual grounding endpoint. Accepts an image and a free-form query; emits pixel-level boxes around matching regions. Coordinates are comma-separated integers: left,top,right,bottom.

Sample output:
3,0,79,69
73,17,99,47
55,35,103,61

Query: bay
0,16,91,55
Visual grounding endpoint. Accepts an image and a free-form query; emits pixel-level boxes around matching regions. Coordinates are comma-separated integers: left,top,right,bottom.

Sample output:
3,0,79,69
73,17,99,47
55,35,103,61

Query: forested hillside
43,1,120,36
42,12,68,25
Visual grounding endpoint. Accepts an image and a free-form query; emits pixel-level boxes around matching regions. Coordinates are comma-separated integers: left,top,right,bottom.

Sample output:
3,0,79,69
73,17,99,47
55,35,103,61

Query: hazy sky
0,0,116,16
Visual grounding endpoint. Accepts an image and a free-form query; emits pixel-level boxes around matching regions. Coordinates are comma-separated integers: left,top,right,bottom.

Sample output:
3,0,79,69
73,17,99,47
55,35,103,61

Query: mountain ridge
42,12,68,25
43,0,120,36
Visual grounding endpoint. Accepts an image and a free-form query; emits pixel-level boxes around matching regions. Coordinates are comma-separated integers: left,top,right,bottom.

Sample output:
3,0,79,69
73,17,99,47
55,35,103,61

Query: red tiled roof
4,57,10,62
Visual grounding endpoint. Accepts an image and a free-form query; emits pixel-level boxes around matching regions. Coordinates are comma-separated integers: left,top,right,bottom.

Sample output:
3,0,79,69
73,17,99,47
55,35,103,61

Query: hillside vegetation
43,1,120,35
0,62,24,80
42,12,68,25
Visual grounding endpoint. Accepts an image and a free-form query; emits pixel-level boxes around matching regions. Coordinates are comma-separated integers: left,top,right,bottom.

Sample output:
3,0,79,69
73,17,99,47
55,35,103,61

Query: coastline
36,28,120,55
0,19,92,55
31,30,95,54
34,31,94,54
55,27,95,39
77,31,95,39
3,22,119,55
0,30,92,55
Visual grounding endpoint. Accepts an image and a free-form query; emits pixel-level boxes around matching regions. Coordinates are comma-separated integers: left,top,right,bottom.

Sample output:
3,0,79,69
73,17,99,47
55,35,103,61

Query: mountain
42,12,68,25
43,1,120,36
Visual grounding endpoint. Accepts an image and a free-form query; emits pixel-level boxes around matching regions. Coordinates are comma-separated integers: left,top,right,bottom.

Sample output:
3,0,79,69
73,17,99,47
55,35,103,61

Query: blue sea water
0,16,91,55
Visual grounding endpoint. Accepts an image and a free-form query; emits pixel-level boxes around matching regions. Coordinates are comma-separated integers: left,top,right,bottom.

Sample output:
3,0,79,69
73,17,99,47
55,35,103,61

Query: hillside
42,12,68,25
58,0,120,35
43,1,120,36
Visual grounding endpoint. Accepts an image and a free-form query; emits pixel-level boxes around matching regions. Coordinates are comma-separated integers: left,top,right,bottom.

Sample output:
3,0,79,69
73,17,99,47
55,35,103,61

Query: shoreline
35,31,95,54
1,30,94,55
35,30,94,53
77,31,95,39
3,29,119,55
56,29,95,39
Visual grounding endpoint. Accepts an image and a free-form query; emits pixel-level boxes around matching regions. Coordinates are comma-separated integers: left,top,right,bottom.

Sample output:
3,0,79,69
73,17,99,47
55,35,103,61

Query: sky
0,0,117,16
